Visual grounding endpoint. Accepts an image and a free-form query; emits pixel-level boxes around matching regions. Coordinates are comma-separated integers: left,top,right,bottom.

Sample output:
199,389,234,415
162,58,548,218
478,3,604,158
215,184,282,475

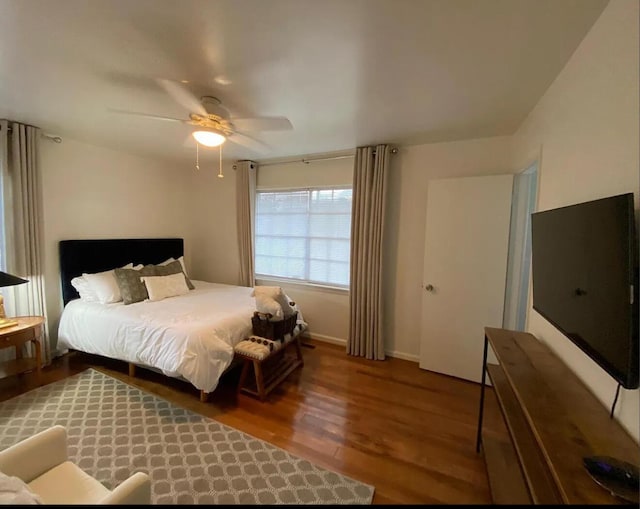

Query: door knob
425,284,434,292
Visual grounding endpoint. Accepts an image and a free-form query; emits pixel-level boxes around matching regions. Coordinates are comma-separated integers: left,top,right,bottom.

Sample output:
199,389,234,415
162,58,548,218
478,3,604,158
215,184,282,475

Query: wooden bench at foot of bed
234,334,303,401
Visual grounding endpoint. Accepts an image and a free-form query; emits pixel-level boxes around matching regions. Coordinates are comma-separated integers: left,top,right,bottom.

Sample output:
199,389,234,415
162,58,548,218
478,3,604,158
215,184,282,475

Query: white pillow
70,276,99,302
141,272,190,302
159,256,188,277
252,286,295,318
254,293,284,320
81,263,133,304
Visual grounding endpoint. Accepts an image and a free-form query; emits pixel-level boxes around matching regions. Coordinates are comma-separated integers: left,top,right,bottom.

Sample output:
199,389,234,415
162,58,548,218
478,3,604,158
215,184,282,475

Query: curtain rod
42,133,63,143
3,125,62,143
259,146,398,167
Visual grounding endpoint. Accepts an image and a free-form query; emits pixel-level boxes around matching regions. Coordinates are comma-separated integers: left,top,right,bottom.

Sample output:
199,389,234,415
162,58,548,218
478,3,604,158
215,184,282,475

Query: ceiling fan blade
108,108,188,123
227,130,271,153
156,78,207,116
230,116,292,132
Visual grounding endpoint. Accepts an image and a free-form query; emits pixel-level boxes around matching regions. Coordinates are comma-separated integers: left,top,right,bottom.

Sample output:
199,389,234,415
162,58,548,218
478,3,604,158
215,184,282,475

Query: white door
419,174,513,383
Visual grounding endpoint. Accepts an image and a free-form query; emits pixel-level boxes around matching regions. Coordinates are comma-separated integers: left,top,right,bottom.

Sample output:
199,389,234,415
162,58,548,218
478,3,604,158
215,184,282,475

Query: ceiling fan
109,78,293,154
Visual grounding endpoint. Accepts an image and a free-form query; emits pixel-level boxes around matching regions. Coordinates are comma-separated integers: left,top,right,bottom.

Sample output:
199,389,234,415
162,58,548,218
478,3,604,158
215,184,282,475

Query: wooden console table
476,327,640,504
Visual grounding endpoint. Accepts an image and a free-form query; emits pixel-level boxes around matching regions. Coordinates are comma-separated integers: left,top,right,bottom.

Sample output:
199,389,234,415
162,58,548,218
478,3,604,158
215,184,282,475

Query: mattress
57,280,305,393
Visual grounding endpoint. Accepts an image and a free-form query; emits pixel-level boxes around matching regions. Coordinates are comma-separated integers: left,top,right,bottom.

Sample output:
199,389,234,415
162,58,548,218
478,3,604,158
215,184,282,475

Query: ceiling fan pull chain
218,144,224,178
195,143,200,170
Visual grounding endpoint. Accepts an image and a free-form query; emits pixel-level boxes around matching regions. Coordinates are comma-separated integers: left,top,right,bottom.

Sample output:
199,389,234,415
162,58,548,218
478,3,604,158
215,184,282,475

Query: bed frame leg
128,363,136,377
200,390,209,403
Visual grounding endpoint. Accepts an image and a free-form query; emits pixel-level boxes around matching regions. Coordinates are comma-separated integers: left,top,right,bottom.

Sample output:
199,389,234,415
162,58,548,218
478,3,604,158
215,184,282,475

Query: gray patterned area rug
0,369,374,504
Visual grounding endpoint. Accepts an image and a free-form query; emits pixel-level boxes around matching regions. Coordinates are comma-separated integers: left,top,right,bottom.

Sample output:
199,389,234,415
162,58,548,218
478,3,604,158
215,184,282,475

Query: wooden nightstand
0,316,44,380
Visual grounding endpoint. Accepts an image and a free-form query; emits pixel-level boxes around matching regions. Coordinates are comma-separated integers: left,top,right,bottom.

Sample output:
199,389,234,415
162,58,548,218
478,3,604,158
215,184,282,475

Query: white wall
191,143,515,355
385,136,514,360
188,160,244,285
40,138,192,345
257,157,354,189
512,0,640,441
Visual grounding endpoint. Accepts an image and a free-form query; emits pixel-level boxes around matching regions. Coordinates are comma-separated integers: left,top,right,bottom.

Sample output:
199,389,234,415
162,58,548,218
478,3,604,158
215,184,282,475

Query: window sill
255,276,350,295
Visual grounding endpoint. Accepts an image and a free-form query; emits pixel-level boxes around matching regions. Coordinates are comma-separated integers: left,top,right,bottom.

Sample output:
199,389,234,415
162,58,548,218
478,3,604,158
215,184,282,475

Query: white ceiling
0,0,608,163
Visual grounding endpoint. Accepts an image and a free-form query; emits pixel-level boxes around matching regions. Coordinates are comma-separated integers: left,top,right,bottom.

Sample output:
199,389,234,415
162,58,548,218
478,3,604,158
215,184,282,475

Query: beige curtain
235,160,257,287
348,144,390,360
0,121,8,261
0,121,49,363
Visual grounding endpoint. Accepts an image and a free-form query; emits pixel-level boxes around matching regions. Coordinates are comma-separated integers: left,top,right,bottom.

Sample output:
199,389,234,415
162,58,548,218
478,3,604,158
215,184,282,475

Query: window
255,187,352,287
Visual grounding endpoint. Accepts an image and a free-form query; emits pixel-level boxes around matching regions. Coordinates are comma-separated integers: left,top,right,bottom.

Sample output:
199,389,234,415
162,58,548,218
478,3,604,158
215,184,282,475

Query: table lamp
0,271,28,328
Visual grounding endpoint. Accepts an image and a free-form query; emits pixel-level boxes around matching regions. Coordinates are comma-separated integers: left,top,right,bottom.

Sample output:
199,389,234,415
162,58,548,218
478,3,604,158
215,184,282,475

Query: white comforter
57,280,304,393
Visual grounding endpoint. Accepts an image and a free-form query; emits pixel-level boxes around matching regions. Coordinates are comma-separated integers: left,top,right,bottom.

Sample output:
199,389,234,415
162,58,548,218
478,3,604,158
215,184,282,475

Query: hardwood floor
0,339,507,504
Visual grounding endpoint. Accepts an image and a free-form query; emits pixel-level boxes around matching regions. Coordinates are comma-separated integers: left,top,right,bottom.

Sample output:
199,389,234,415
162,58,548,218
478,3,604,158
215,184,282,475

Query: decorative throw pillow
154,260,194,290
114,265,156,305
159,256,189,277
81,263,134,304
141,272,190,302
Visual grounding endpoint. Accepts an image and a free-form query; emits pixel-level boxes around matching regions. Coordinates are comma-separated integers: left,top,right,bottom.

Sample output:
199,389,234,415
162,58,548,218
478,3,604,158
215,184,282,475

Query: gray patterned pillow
154,260,195,290
114,265,156,305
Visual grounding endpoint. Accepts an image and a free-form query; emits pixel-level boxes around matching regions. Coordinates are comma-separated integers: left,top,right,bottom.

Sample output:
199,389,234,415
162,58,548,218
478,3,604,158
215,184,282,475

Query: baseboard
301,332,346,347
301,332,418,362
384,350,419,363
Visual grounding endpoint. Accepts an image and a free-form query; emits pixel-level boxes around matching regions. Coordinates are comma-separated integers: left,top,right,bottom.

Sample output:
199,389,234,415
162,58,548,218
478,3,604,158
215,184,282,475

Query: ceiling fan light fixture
192,128,226,147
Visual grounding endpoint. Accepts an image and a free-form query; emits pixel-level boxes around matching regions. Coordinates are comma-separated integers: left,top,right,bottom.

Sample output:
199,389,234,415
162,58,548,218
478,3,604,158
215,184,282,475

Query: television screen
531,193,639,389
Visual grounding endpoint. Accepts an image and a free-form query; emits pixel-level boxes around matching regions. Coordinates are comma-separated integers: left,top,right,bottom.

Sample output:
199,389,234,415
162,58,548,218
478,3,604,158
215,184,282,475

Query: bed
56,238,306,400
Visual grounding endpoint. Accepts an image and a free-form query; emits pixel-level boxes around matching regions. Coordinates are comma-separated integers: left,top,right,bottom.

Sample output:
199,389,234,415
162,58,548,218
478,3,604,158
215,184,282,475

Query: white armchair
0,425,151,505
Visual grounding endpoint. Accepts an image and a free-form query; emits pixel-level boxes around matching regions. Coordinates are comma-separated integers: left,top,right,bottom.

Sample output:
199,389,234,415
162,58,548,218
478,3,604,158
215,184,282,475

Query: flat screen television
530,193,639,389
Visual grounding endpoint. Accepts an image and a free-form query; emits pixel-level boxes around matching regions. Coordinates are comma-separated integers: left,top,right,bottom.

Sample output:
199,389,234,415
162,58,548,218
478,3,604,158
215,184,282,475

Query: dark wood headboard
59,238,184,305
